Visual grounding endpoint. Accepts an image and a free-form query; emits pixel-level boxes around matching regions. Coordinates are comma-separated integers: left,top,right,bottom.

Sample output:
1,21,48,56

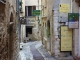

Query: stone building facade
52,0,80,59
20,0,41,41
41,0,54,56
0,0,19,60
42,0,80,59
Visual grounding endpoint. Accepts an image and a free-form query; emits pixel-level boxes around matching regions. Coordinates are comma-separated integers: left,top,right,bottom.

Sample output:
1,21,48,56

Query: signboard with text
59,16,68,22
26,17,35,26
60,4,70,13
33,10,40,16
61,26,72,51
68,13,79,28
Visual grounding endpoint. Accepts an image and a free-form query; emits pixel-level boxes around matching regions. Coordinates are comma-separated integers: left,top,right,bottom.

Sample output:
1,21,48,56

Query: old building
20,0,41,41
41,0,80,59
41,0,48,47
0,0,19,60
20,0,26,42
41,0,54,55
52,0,80,59
74,0,80,58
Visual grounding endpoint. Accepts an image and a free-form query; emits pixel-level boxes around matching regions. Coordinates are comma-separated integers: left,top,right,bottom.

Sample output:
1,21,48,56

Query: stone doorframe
8,12,14,60
47,20,51,52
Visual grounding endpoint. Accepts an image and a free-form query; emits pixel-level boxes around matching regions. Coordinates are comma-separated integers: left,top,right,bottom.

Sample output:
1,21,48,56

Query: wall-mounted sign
60,4,70,12
68,13,79,28
26,17,35,26
59,16,68,22
26,20,35,26
33,10,40,16
61,26,72,51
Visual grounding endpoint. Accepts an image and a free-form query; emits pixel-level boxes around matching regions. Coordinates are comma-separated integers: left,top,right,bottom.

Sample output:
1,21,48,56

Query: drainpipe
16,0,21,60
38,0,39,40
17,0,21,50
78,7,80,57
17,0,21,42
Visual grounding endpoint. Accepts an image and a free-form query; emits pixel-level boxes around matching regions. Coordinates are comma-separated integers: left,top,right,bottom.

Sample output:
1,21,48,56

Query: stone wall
0,0,19,60
46,0,54,54
72,0,79,57
53,0,79,59
0,2,8,60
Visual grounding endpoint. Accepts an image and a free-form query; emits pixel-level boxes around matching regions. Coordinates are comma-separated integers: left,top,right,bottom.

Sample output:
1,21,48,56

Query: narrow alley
19,40,55,60
1,0,80,60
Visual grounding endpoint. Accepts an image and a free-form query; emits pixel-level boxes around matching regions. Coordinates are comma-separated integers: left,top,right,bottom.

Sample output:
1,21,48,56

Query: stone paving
37,45,56,60
19,41,56,60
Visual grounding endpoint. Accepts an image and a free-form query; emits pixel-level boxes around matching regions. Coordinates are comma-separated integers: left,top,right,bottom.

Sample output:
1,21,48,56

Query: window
25,6,36,16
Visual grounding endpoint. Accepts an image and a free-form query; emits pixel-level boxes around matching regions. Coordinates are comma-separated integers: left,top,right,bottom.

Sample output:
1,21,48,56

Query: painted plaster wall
21,25,26,42
25,0,41,10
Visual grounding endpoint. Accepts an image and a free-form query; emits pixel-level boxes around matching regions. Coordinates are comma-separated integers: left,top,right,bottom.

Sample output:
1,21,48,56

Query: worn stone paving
37,45,56,60
30,43,44,60
19,41,55,60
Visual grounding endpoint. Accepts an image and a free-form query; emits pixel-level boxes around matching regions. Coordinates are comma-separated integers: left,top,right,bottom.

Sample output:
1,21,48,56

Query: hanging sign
33,10,40,16
68,13,79,28
60,4,70,12
26,17,35,26
61,26,72,51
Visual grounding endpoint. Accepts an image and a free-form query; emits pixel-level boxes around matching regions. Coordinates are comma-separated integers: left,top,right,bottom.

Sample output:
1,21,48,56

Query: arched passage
47,20,50,38
8,13,14,60
47,20,51,51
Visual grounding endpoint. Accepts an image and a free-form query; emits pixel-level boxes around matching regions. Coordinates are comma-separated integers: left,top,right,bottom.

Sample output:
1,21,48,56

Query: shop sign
68,13,79,28
60,4,70,13
60,26,72,51
33,10,40,16
26,19,35,26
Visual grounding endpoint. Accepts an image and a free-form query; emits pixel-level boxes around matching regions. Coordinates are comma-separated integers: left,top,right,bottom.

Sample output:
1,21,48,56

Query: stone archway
8,13,14,60
47,20,51,51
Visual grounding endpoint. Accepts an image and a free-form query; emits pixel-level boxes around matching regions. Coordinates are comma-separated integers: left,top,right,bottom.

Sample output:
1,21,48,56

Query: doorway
47,20,51,51
26,26,32,37
8,13,14,60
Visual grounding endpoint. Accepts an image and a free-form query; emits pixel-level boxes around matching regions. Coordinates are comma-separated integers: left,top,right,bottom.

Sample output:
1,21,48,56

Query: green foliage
20,1,23,6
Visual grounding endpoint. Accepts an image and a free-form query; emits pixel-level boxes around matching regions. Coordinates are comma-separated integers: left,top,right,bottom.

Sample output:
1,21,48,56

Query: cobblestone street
19,41,55,60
